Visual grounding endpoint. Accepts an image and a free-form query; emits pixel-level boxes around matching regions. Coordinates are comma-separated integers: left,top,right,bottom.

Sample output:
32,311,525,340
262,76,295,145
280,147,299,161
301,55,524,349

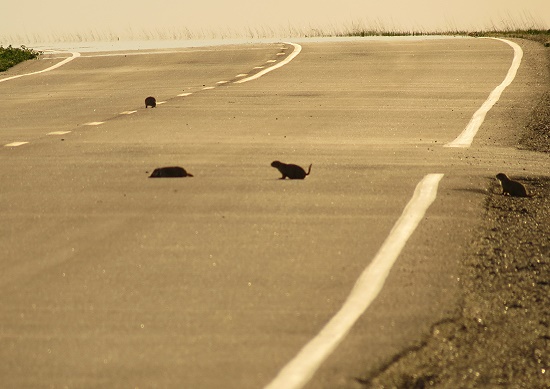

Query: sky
1,0,549,42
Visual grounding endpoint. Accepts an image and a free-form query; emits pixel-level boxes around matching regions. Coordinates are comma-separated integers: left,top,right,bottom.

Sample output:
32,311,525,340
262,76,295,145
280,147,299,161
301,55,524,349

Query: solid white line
0,51,81,83
47,131,71,135
235,74,248,78
40,56,72,60
444,38,523,148
234,42,302,84
264,173,445,389
5,142,29,147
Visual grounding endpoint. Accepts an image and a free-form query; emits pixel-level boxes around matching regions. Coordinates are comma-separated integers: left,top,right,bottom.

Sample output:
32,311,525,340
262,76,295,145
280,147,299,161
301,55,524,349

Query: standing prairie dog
271,161,311,180
495,173,528,197
145,96,156,108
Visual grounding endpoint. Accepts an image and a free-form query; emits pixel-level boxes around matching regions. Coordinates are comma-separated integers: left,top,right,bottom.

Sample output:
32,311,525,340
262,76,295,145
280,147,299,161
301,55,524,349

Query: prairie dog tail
306,164,312,176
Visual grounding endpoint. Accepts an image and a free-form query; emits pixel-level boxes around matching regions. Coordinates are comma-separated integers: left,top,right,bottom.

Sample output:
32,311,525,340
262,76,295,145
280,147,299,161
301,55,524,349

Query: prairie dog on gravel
271,161,311,180
496,173,528,197
145,96,156,108
149,166,193,178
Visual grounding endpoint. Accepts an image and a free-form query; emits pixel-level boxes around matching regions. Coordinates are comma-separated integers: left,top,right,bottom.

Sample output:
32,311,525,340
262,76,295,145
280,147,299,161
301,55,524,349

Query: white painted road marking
120,110,137,115
84,122,105,126
178,92,193,97
0,52,81,83
216,80,230,84
202,86,215,90
4,142,29,147
445,38,523,148
264,173,445,389
235,74,248,78
234,42,302,84
48,131,71,135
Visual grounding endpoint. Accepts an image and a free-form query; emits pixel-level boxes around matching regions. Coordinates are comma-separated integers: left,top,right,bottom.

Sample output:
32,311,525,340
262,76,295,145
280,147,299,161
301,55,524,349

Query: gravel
358,38,550,389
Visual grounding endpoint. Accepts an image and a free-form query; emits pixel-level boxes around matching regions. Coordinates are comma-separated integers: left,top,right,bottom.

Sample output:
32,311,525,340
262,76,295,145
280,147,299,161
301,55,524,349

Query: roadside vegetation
0,45,41,72
463,28,550,48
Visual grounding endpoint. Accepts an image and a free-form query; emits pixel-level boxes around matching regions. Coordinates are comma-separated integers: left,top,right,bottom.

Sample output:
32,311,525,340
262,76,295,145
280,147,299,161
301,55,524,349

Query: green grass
0,45,41,72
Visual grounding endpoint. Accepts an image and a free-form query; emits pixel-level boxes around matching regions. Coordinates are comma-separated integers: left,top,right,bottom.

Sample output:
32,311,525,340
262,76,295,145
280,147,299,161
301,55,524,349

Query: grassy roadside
0,45,41,72
359,35,550,389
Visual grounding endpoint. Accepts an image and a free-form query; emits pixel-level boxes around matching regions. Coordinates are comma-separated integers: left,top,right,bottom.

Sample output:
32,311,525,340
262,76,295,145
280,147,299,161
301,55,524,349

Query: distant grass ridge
0,45,41,72
339,25,550,43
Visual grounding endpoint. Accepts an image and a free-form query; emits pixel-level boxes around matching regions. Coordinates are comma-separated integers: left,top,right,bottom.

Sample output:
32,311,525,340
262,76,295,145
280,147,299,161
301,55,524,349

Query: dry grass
1,13,548,45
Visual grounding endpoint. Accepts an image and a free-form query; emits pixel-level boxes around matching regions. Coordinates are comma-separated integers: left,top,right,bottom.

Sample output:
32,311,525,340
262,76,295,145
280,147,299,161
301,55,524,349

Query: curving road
1,37,548,389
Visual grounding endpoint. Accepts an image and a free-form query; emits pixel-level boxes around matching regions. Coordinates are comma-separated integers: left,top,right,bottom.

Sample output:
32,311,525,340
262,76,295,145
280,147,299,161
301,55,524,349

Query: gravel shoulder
359,38,550,388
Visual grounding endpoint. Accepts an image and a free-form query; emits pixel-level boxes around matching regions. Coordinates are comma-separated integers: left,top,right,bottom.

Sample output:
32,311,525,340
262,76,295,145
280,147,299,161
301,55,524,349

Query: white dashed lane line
83,121,105,126
234,42,302,84
2,42,302,148
48,131,71,135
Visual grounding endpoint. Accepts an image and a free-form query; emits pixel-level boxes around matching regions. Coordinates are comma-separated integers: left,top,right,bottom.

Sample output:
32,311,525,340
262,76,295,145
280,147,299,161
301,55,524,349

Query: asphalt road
1,37,548,389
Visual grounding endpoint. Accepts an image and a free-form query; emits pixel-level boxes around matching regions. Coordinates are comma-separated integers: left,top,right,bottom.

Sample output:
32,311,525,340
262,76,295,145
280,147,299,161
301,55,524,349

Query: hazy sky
1,0,549,41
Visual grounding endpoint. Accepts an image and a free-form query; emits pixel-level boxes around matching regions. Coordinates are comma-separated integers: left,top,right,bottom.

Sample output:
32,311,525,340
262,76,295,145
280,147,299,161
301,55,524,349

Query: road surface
1,37,548,388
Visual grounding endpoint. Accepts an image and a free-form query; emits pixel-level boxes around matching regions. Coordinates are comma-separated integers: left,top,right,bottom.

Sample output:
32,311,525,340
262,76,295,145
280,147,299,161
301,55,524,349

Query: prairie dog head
496,173,510,182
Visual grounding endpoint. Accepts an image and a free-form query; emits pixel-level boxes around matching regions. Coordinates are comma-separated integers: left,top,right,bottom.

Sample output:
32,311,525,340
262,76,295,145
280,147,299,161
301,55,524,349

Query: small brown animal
271,161,311,180
149,166,193,178
495,173,528,197
145,96,157,108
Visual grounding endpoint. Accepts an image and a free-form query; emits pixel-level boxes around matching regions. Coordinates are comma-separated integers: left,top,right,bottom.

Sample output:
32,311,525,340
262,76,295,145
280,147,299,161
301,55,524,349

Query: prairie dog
145,96,157,108
149,166,193,178
271,161,311,180
495,173,528,197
